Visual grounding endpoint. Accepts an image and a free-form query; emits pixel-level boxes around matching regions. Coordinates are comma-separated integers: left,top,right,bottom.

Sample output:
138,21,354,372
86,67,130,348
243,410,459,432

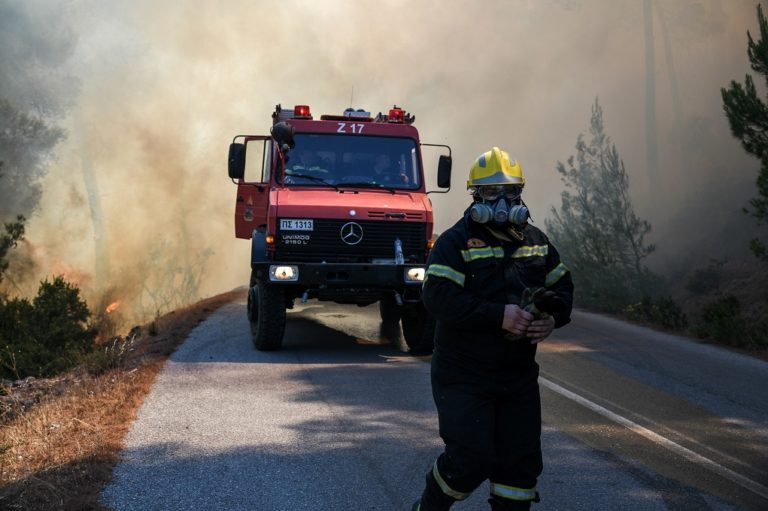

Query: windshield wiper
284,172,339,191
337,182,397,194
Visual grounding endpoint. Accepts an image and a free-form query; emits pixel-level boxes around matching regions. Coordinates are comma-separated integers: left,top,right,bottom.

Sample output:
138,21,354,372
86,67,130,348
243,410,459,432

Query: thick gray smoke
0,1,78,219
2,0,762,320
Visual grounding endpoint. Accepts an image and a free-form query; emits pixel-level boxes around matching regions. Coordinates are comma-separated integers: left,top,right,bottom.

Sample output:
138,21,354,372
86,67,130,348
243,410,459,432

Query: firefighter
289,148,332,178
412,147,574,511
372,153,409,184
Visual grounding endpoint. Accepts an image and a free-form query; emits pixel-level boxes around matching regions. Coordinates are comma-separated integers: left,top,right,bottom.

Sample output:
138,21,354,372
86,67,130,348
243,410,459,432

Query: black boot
488,495,536,510
413,470,457,511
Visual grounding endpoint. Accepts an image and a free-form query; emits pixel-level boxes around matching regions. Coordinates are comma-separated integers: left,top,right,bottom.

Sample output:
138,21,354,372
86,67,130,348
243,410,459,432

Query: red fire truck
228,104,451,353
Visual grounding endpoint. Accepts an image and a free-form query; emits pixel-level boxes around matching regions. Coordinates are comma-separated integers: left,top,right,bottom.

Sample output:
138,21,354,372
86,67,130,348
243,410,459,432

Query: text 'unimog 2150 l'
228,104,452,354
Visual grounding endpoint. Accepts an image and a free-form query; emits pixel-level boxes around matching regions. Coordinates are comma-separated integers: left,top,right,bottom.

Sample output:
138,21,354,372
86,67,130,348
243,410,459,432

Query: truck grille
276,219,427,263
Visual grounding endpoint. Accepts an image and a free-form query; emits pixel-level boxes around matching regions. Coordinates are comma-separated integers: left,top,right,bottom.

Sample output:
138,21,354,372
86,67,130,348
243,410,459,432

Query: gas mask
469,186,529,226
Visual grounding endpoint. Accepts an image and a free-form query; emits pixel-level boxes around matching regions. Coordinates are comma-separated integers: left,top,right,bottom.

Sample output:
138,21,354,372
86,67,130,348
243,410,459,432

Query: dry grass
0,288,244,510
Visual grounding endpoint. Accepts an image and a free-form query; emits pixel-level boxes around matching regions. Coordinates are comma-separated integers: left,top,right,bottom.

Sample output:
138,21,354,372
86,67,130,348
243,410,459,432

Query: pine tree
0,162,26,287
546,99,657,311
722,3,768,261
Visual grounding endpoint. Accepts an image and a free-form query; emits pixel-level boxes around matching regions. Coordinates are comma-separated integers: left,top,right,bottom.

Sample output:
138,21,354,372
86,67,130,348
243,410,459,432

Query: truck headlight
269,265,299,281
404,267,425,283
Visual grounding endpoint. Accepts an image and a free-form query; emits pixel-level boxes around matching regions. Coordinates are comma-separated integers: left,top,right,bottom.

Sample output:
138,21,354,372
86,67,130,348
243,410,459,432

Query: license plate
280,218,314,231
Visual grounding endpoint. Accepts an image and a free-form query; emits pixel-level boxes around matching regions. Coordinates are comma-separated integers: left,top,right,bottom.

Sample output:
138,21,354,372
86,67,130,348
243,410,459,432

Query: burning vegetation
105,300,122,314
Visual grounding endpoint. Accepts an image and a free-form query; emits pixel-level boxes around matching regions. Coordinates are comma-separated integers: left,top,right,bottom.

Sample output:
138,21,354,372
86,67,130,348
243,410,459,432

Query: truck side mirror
437,155,452,188
228,143,245,180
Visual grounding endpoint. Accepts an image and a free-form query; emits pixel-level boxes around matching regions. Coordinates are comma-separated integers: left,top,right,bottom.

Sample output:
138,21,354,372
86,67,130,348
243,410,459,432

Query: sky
3,0,763,321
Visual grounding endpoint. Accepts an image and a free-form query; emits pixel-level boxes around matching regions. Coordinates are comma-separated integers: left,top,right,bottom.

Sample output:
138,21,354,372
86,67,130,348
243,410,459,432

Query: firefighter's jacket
423,209,574,376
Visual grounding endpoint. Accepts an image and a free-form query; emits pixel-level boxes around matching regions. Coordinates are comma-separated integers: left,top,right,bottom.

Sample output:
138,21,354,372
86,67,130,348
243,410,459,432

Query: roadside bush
693,295,768,348
685,259,725,295
574,265,666,313
82,327,140,375
0,276,96,379
623,296,688,331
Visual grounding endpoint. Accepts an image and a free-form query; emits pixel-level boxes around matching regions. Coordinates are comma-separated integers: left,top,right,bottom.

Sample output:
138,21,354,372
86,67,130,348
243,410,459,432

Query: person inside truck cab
289,149,333,179
372,153,409,184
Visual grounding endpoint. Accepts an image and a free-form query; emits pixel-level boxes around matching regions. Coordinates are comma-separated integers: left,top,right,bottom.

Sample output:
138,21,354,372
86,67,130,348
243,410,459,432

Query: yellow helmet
467,147,525,189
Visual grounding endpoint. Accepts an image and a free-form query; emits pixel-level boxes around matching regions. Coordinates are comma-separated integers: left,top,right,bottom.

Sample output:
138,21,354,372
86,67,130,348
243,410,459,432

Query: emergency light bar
375,105,415,125
293,105,312,119
388,107,405,123
274,103,413,124
272,103,314,123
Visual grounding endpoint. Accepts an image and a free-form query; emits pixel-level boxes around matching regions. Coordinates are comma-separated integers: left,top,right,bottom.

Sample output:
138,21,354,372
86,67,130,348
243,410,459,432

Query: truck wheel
401,304,435,355
248,279,286,351
379,294,401,325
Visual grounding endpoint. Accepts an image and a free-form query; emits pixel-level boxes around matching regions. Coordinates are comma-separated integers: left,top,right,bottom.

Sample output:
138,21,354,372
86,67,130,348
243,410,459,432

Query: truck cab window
289,134,420,189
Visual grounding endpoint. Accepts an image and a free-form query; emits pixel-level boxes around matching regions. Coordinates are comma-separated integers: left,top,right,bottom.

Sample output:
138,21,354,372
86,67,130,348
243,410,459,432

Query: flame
105,300,122,313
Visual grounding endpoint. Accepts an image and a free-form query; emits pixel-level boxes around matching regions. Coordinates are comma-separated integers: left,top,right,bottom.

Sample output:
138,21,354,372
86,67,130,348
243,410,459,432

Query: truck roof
273,104,420,139
288,118,420,138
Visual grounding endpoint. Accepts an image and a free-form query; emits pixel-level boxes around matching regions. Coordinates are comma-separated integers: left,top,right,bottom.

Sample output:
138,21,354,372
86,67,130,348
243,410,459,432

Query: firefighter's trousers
426,360,542,509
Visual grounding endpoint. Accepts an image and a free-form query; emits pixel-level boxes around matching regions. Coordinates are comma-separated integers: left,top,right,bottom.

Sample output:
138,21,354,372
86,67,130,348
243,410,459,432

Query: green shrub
573,264,666,314
685,259,725,295
623,296,688,331
0,276,96,379
695,295,756,347
82,331,138,376
572,265,628,313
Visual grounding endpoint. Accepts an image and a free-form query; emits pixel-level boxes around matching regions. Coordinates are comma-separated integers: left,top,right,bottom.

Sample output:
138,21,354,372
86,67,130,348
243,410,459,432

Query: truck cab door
232,135,272,239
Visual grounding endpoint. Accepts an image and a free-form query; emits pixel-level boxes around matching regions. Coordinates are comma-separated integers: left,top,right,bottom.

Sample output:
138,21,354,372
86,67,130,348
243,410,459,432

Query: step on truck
227,104,451,353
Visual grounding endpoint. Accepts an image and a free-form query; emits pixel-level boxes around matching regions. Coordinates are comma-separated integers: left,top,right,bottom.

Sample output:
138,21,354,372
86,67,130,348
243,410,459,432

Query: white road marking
540,377,768,500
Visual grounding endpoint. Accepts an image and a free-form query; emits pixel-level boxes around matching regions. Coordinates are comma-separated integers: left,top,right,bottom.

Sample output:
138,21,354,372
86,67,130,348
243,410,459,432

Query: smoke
0,1,77,219
2,0,762,321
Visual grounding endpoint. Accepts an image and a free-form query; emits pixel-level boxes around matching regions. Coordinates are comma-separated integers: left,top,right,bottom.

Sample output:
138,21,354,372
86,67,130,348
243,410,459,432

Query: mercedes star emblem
340,222,363,245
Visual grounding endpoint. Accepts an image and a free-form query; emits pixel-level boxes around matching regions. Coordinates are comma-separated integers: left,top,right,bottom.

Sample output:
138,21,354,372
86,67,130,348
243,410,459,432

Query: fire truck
227,104,451,353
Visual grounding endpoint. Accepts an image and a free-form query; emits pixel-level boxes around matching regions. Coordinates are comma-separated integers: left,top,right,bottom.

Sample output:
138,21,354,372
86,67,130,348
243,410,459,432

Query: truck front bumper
252,262,426,304
254,262,426,288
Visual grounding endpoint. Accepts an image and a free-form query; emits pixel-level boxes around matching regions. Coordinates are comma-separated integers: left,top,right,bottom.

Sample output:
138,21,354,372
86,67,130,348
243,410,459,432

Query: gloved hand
505,287,561,342
520,287,562,319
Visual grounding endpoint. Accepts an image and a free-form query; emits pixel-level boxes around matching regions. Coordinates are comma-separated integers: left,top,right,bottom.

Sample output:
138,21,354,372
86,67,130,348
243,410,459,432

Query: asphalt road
102,300,768,511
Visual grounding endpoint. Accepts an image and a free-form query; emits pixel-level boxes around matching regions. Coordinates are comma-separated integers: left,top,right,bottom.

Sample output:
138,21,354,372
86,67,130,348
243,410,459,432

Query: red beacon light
293,104,312,119
388,106,405,123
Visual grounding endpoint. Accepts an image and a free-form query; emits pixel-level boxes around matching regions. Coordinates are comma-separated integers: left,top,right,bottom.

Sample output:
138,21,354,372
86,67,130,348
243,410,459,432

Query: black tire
379,294,401,325
248,278,286,351
401,303,435,355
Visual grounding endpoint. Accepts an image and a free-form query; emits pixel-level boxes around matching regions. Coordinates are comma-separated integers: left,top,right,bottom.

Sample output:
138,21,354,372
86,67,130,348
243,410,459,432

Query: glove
505,287,561,341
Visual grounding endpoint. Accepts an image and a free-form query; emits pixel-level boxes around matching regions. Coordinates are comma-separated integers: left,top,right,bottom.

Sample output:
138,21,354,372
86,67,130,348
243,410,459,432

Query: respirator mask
469,184,529,226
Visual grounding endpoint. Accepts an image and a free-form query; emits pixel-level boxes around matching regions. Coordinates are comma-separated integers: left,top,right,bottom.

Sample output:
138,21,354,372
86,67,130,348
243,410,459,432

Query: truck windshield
284,134,421,190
